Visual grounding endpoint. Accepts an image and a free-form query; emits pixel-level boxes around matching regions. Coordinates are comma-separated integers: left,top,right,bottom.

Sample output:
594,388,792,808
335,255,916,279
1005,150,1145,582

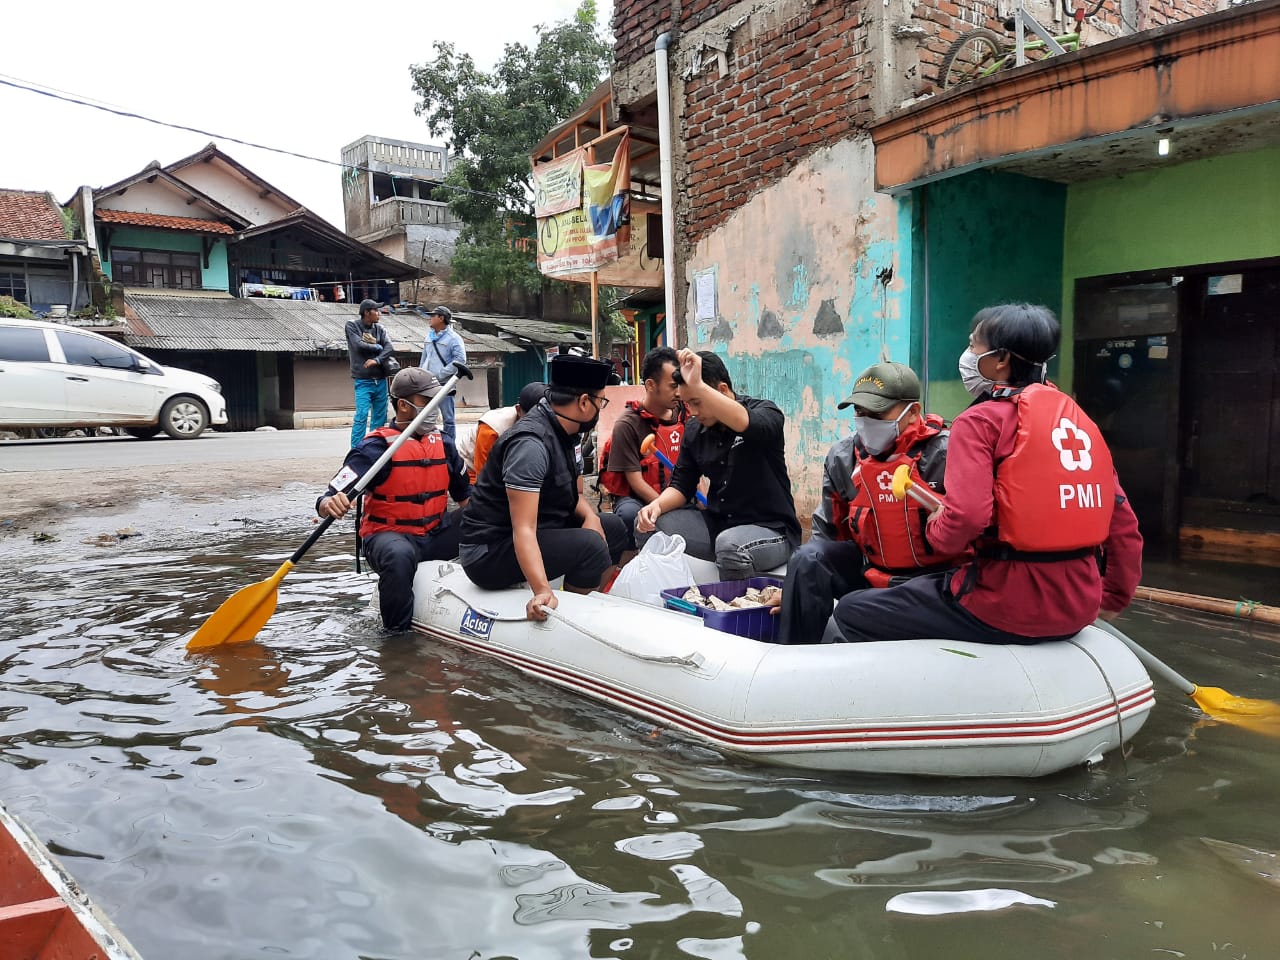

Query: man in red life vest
317,367,472,632
599,346,688,547
831,304,1143,644
771,362,964,643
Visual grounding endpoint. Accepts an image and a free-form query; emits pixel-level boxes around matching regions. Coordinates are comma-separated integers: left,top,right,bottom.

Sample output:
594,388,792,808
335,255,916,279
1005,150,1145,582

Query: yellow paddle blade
1191,684,1280,723
187,561,294,651
891,463,912,501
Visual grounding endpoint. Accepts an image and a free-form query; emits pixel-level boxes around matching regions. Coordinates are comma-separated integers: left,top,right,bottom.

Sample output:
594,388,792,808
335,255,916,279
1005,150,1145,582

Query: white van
0,318,228,439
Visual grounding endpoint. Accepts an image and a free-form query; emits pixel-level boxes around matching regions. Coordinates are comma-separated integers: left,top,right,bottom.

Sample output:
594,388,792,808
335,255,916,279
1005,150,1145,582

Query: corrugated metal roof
123,294,521,354
455,312,592,347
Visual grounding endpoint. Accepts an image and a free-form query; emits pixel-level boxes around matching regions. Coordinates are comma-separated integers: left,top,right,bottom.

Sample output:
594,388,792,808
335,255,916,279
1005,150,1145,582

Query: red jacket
926,396,1143,637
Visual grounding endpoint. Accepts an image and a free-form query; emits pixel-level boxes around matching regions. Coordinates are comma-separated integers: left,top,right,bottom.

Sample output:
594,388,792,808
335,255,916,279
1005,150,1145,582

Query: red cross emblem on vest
1051,418,1093,472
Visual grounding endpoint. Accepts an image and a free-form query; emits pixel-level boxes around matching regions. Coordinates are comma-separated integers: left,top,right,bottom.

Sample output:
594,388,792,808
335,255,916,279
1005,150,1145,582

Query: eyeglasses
589,394,610,410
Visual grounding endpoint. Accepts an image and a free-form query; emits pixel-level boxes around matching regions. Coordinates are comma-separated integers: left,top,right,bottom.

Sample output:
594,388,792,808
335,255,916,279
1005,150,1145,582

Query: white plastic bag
609,532,695,607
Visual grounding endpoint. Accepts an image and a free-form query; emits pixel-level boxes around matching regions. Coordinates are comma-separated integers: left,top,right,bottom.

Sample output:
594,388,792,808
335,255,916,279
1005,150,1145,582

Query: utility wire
0,73,515,207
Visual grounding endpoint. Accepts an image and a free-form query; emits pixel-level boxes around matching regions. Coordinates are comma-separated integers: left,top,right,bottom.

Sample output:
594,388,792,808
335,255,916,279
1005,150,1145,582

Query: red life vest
992,383,1115,554
847,417,966,587
598,401,686,498
359,427,451,537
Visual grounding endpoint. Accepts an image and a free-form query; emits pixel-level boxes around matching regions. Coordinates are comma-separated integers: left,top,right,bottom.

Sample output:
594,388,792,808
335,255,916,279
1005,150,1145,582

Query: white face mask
854,403,915,458
958,349,1000,399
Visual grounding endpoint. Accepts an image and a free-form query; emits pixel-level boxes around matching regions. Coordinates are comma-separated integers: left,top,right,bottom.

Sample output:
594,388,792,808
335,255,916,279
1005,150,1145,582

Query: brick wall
613,0,676,70
681,2,874,241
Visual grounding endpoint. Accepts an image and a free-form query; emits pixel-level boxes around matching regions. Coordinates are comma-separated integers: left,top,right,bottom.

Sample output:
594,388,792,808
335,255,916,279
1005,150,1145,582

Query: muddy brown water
2,495,1279,960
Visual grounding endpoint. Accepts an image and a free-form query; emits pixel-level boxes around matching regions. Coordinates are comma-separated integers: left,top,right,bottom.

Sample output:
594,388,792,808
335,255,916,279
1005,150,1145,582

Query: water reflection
2,517,1280,959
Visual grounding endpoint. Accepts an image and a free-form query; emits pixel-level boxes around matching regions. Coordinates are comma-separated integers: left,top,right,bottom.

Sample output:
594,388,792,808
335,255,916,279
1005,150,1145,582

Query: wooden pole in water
1134,585,1280,626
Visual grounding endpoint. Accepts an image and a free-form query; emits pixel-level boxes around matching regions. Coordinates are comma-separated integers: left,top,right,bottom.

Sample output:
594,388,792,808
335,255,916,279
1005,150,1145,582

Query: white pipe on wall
655,32,678,341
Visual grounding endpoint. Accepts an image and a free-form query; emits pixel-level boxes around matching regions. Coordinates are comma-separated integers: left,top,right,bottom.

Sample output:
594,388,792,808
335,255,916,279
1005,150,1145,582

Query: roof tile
0,189,68,242
96,208,235,234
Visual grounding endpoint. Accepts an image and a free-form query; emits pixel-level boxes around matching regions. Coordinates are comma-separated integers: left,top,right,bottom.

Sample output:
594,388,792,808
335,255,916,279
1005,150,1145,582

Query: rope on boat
538,606,706,669
427,582,705,668
1067,635,1130,765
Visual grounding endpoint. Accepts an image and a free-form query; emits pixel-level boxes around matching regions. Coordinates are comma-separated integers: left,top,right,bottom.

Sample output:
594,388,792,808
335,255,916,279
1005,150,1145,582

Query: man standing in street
347,298,395,449
420,305,467,441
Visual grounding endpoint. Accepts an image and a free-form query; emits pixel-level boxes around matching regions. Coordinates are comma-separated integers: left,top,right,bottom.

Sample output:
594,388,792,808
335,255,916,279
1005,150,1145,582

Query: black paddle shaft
287,362,473,567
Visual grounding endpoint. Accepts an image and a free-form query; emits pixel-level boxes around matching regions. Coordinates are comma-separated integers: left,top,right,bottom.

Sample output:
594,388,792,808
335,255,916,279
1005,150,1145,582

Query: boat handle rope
1066,636,1130,765
537,605,706,669
428,583,705,668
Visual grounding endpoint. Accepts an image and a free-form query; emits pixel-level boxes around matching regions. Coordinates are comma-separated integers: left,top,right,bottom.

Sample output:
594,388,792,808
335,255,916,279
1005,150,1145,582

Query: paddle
1093,618,1280,727
187,363,473,652
889,465,1280,727
639,433,707,506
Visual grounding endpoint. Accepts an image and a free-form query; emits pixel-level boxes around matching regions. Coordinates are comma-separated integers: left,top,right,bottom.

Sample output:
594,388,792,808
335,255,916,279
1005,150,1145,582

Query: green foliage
409,0,611,294
59,206,80,240
0,296,34,319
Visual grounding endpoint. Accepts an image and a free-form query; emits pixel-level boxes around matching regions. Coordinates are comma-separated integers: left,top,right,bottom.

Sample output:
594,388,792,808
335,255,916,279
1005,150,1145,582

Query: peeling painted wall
680,136,912,519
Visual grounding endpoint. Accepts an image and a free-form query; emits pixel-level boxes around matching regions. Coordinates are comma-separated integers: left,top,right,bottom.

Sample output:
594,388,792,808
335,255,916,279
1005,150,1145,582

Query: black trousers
462,513,629,590
777,538,867,644
831,569,1073,645
363,521,461,631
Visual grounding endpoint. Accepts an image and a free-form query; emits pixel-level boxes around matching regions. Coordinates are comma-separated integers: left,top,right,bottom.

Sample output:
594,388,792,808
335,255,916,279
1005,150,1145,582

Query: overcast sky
2,0,611,228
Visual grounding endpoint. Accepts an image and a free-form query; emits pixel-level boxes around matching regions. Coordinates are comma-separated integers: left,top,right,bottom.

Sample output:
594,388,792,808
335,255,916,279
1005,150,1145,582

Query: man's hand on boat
528,589,557,621
319,493,353,519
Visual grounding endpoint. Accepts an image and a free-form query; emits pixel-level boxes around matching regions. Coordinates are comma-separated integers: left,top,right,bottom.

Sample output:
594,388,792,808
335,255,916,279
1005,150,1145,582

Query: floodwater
3,496,1280,960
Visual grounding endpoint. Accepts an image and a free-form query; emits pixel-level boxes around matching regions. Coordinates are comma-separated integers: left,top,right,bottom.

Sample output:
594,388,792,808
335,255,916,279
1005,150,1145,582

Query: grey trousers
639,507,794,580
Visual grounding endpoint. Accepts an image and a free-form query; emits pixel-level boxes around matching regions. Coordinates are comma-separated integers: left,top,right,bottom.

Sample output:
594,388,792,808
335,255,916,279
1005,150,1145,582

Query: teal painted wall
918,171,1067,419
99,226,230,291
1062,145,1280,379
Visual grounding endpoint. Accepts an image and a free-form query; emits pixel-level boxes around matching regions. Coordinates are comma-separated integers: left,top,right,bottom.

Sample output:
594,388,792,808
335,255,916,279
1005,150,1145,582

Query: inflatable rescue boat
408,564,1154,777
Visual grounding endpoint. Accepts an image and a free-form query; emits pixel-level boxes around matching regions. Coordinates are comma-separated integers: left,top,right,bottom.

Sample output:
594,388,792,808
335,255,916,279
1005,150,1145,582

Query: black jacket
346,319,393,380
669,394,801,545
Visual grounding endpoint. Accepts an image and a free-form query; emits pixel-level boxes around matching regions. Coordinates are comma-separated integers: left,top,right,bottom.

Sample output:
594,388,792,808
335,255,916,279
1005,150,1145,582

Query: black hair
970,303,1059,385
674,350,733,391
547,385,585,406
641,346,679,383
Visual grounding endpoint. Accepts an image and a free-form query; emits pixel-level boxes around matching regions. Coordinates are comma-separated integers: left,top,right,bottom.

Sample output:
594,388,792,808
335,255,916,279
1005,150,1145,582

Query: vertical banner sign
532,149,584,218
537,133,632,278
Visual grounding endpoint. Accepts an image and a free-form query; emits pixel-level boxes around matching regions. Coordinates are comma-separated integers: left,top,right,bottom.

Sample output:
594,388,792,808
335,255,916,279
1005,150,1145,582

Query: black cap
549,354,613,391
358,298,379,315
517,382,546,413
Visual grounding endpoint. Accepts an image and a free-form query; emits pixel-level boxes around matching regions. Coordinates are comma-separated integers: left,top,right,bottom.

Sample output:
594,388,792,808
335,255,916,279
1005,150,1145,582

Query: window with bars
110,247,202,289
0,270,28,303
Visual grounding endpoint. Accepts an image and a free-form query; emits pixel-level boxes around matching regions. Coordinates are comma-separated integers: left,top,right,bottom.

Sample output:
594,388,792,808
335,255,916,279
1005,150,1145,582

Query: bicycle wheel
940,28,1007,88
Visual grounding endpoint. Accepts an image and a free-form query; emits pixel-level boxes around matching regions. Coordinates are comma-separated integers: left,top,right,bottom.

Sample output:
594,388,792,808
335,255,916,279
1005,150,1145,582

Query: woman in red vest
830,304,1143,644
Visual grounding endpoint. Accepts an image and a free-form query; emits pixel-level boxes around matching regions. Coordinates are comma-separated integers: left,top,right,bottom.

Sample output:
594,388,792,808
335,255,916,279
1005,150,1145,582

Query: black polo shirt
668,394,801,544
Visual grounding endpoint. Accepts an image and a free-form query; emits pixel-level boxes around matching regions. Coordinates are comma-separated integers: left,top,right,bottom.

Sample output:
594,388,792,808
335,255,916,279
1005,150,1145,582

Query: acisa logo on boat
460,608,494,639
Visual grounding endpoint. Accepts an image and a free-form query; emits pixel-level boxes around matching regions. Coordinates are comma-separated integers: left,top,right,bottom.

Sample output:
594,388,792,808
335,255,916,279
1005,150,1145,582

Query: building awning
122,292,521,355
869,0,1280,192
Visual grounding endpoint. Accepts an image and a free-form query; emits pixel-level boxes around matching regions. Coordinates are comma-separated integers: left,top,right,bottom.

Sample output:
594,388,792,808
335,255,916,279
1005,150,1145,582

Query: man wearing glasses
459,354,629,621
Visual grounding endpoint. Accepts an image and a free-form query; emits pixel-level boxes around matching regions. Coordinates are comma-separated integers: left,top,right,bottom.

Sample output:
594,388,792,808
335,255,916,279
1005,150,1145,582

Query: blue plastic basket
660,576,783,642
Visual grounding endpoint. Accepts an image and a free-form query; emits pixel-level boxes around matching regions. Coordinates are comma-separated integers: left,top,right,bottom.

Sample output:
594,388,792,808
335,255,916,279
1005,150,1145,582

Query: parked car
0,318,227,439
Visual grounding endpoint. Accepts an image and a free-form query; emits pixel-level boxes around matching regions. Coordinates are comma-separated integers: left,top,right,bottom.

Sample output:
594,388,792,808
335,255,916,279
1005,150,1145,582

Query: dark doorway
1074,278,1182,548
1180,266,1280,538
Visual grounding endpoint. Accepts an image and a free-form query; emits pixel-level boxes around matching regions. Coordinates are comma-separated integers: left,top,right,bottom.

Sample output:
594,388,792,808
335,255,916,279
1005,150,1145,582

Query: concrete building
341,134,463,275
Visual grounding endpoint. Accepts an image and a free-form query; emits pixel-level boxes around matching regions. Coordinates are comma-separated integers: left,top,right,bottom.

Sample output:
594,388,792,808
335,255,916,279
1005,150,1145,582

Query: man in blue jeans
347,298,395,448
636,349,800,579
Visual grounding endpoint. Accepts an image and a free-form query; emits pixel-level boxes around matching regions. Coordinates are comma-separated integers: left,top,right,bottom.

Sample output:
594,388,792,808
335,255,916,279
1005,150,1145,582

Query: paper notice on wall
695,271,716,322
1207,274,1242,295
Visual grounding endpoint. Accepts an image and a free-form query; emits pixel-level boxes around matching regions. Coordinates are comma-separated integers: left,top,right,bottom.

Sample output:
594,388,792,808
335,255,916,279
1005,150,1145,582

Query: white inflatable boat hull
408,565,1154,777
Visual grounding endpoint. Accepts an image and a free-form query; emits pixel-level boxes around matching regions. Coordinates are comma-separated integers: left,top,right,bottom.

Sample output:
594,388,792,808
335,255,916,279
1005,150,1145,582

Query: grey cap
390,367,443,400
358,298,380,315
427,305,453,323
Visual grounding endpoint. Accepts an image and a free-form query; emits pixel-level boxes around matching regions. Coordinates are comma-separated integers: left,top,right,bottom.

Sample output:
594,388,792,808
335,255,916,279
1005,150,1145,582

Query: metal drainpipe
655,32,678,343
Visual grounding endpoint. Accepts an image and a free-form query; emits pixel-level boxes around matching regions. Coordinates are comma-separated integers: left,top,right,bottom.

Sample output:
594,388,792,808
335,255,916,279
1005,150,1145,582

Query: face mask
854,403,914,458
959,349,1000,399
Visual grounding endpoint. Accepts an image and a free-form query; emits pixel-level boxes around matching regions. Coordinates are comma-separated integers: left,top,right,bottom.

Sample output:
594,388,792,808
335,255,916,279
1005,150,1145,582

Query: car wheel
160,396,209,439
126,426,162,439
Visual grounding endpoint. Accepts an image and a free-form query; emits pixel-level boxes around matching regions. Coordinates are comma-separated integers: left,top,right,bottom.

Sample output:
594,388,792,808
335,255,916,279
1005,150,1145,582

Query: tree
409,1,611,300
